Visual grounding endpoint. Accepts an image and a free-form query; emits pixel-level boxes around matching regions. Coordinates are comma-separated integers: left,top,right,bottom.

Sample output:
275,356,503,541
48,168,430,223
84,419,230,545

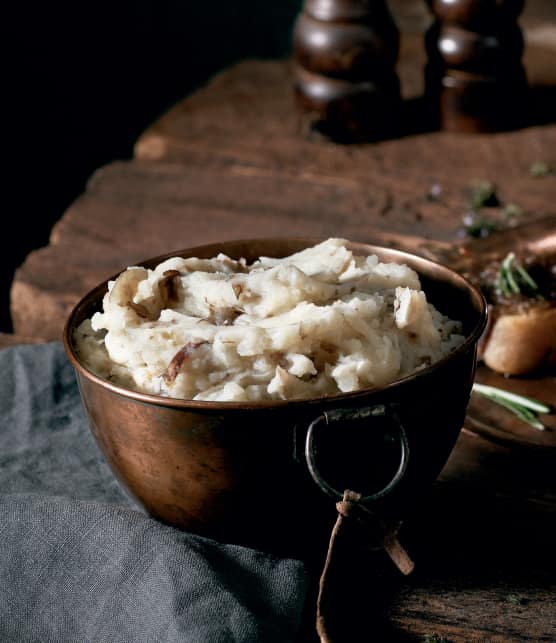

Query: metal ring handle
304,404,409,505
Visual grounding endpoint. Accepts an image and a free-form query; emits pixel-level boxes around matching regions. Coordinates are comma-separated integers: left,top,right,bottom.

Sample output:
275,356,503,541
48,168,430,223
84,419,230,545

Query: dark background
5,0,302,332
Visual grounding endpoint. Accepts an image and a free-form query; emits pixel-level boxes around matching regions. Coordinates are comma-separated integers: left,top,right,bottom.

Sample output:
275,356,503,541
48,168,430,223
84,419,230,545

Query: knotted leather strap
316,490,414,643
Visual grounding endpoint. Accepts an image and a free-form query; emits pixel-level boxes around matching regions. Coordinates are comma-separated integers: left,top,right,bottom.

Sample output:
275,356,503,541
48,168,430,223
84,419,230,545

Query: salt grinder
425,0,528,132
293,0,401,142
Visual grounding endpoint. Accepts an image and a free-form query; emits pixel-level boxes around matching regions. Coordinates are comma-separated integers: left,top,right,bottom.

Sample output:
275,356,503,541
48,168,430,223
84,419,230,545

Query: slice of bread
482,304,556,376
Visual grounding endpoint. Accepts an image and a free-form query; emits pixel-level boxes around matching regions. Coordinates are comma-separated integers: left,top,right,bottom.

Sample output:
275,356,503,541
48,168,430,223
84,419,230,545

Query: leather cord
315,490,414,642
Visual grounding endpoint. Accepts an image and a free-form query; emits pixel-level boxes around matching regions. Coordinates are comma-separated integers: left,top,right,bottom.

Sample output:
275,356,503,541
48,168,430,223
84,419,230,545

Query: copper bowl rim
63,237,488,411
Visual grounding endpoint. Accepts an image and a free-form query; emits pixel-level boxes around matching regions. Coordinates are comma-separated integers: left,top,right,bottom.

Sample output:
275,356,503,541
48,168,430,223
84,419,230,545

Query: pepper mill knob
425,0,528,132
293,0,401,142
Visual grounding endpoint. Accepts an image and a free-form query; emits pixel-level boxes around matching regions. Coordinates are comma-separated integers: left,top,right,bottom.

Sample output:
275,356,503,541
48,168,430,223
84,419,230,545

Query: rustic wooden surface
392,429,555,642
12,26,556,339
8,14,556,643
319,436,556,642
12,151,556,342
0,333,44,350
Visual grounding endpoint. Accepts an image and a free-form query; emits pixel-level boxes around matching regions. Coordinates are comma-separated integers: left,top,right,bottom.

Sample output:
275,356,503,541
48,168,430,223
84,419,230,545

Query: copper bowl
64,239,487,559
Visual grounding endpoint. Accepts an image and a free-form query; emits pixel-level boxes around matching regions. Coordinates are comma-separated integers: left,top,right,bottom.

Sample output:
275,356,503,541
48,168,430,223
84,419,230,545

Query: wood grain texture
301,433,556,643
12,146,556,341
134,35,556,163
0,333,45,350
300,430,556,642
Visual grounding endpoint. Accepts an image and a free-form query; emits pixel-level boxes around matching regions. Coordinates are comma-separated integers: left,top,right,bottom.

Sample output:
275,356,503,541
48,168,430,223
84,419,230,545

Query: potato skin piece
482,306,556,376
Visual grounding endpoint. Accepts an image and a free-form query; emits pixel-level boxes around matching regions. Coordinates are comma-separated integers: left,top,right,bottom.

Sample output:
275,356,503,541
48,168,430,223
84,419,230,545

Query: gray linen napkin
0,342,309,643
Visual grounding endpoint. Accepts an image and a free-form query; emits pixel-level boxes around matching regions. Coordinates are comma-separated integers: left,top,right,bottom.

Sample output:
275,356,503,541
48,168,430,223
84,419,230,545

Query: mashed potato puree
74,239,464,401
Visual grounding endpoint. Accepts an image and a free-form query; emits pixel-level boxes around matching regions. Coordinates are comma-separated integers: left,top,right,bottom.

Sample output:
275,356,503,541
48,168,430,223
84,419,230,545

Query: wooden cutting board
384,216,556,451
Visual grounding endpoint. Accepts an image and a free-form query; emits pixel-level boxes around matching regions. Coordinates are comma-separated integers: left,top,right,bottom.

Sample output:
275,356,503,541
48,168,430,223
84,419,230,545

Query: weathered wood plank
390,486,556,641
134,42,556,176
301,429,556,642
12,24,556,342
0,333,45,350
310,430,556,643
11,155,556,340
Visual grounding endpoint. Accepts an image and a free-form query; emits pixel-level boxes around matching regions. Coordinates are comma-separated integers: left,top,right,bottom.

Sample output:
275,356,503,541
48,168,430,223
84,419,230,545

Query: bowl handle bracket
304,403,409,506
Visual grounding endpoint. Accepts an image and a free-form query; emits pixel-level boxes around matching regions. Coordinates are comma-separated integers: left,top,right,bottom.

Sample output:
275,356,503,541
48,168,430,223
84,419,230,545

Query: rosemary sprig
472,383,551,431
497,252,544,300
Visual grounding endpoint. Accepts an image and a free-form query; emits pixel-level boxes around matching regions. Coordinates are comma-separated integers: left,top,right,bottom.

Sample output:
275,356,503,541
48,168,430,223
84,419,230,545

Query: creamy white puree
74,239,464,401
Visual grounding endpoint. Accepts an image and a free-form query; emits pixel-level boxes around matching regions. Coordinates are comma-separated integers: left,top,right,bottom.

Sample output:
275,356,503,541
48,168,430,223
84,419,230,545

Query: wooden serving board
383,216,556,451
466,367,555,450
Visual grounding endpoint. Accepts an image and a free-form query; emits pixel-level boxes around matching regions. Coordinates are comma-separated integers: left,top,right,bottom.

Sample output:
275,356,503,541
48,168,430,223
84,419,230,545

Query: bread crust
482,305,556,375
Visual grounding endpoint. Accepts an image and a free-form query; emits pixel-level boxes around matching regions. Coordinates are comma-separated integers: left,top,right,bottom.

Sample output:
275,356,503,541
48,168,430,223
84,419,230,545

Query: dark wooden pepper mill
425,0,528,132
293,0,401,142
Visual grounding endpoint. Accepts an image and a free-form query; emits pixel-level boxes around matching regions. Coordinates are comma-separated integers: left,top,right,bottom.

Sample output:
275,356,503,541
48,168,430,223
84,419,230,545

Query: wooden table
6,22,556,643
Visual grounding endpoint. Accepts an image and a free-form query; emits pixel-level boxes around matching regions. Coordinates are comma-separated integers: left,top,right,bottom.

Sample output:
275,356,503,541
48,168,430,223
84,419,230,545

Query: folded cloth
0,343,309,643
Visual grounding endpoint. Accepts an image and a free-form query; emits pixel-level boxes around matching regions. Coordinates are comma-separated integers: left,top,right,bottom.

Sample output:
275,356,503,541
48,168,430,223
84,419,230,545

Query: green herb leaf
424,635,451,643
501,254,521,294
463,217,498,239
472,384,551,414
530,161,554,178
489,395,546,431
505,593,527,605
497,252,545,300
470,181,499,209
514,262,541,292
472,383,551,431
502,203,524,219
